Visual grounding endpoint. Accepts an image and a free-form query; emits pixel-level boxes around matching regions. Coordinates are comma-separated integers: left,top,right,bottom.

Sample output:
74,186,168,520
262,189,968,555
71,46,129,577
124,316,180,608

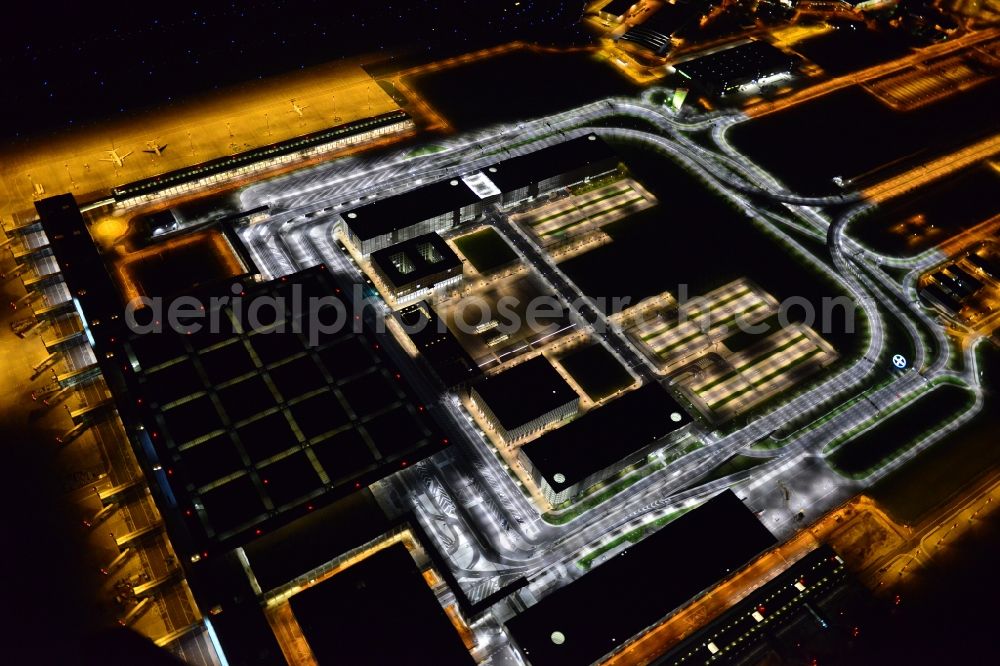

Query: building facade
368,233,463,305
469,356,579,445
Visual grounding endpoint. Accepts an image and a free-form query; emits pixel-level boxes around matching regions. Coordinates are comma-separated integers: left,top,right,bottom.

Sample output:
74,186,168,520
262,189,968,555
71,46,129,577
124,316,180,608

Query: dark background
0,0,586,142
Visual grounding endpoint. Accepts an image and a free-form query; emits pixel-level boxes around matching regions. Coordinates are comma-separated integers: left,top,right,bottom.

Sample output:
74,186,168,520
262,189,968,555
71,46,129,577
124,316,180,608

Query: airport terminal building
342,133,622,254
482,133,621,208
343,177,487,255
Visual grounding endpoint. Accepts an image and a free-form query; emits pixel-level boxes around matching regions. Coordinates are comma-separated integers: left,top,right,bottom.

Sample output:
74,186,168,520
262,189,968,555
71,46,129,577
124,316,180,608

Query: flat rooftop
243,489,390,593
658,545,847,665
520,383,691,493
123,266,446,551
675,40,799,89
370,232,461,289
484,133,618,194
618,0,706,54
398,301,482,388
36,195,123,339
343,177,481,242
289,542,474,665
473,355,578,433
504,490,777,666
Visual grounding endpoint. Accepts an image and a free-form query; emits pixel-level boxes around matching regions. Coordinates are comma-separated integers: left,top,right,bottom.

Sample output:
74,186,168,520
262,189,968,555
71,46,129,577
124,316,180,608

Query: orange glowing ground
113,230,246,303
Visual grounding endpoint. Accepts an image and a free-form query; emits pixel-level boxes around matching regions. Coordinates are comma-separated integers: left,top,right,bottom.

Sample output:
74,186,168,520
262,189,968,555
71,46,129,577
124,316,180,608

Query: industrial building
504,489,777,666
674,40,801,96
343,134,620,253
517,383,691,504
657,546,860,665
470,355,579,445
369,232,463,304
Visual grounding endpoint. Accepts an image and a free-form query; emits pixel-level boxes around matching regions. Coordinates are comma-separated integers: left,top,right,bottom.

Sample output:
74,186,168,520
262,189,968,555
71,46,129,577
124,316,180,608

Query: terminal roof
474,355,578,432
484,133,618,193
343,177,480,241
290,543,474,665
243,489,390,592
123,266,446,551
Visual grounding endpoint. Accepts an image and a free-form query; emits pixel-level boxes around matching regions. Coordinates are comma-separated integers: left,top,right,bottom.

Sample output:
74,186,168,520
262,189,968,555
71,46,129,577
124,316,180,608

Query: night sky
0,0,585,142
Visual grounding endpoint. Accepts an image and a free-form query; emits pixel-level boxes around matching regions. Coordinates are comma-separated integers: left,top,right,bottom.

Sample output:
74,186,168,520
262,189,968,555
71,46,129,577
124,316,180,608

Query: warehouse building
369,232,463,305
617,0,707,56
470,355,579,445
517,383,691,504
674,40,801,96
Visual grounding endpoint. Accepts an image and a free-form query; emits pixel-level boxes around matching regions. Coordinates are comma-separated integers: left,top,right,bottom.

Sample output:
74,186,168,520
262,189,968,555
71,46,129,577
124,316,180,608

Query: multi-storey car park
4,30,998,661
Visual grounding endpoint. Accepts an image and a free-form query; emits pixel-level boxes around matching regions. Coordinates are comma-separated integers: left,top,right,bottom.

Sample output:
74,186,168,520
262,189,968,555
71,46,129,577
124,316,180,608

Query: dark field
848,163,1000,256
870,346,1000,523
729,78,1000,196
557,343,634,401
829,383,975,476
791,28,915,77
405,48,637,130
